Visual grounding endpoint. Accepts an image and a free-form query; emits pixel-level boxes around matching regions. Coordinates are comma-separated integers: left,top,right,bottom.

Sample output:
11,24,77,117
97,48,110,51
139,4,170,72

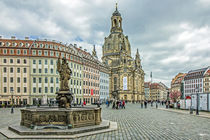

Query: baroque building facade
102,5,144,102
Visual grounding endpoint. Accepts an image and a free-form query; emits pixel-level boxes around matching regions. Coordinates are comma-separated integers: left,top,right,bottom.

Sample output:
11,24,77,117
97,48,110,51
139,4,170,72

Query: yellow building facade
102,5,144,102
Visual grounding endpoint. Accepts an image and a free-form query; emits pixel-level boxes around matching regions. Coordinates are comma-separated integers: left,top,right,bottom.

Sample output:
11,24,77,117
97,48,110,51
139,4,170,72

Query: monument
56,57,73,108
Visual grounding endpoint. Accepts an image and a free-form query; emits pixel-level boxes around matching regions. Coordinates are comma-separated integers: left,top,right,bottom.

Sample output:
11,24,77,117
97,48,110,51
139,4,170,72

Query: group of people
112,100,125,109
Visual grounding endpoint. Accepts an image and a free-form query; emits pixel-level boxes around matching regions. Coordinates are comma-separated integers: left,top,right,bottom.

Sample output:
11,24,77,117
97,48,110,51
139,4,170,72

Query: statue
56,57,73,108
57,57,72,91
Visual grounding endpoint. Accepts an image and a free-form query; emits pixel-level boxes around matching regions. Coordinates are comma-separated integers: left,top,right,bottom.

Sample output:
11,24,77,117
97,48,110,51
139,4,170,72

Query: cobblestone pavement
0,104,210,140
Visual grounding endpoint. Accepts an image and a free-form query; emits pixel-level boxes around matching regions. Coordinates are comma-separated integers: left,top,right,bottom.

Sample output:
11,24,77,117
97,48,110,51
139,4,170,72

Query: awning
185,96,191,99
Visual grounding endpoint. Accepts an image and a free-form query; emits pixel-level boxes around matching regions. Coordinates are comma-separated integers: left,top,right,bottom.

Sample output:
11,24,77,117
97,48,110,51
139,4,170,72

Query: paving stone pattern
0,104,210,140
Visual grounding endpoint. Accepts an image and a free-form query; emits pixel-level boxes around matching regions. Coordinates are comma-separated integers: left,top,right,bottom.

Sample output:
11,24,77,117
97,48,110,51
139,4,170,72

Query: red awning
186,96,191,99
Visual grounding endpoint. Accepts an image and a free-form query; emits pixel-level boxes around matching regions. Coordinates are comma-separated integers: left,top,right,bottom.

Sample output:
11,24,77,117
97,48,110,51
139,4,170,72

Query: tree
169,91,181,103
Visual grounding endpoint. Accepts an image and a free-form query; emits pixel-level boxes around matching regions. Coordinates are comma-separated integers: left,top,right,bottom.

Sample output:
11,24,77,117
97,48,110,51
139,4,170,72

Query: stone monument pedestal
20,107,101,129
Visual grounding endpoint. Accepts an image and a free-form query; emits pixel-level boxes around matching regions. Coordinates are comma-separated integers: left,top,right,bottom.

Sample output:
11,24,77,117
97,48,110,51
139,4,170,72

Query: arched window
114,19,117,27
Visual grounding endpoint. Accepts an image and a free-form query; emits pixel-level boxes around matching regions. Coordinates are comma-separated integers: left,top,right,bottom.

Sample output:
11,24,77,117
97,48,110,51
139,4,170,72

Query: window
4,87,7,93
24,78,27,83
10,59,13,63
50,59,53,65
45,87,48,93
50,51,54,56
17,68,20,73
38,50,42,56
33,77,36,83
32,50,36,55
33,60,36,64
17,77,20,83
4,77,7,83
50,77,53,83
44,50,48,56
23,59,27,64
45,77,48,83
17,87,20,93
39,69,42,73
39,87,42,93
3,49,7,54
33,87,36,93
24,68,27,73
50,87,53,93
3,59,7,63
10,49,14,54
24,87,27,93
50,68,53,74
56,78,59,83
10,77,13,83
10,68,13,73
19,42,23,47
39,43,43,48
45,59,48,65
3,67,7,73
17,59,20,64
39,60,42,64
39,78,42,83
45,44,48,48
33,69,36,73
23,50,27,55
45,68,48,73
17,49,21,55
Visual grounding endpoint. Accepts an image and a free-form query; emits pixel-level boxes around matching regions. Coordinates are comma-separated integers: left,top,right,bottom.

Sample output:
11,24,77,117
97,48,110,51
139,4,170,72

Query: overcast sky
1,0,210,87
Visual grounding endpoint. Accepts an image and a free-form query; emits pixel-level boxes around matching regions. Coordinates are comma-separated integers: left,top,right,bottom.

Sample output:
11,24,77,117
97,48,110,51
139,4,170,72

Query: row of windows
185,88,202,93
83,89,99,95
83,73,99,80
3,87,27,93
2,67,27,73
100,79,109,84
1,47,82,63
2,58,27,64
33,59,54,65
33,77,59,84
33,87,59,93
84,66,99,74
100,92,109,95
3,49,28,55
185,84,202,89
3,77,27,83
33,68,57,74
185,79,202,84
83,81,99,87
100,85,109,90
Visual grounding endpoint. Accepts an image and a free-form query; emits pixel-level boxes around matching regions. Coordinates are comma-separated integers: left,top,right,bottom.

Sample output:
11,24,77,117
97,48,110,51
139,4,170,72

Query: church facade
102,5,145,102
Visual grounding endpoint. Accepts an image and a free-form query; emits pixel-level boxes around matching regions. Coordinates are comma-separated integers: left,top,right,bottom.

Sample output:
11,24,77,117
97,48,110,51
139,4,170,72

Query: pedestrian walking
122,100,125,109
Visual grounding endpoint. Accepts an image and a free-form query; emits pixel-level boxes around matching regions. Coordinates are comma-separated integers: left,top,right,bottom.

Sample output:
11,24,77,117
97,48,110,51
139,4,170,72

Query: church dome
112,9,121,16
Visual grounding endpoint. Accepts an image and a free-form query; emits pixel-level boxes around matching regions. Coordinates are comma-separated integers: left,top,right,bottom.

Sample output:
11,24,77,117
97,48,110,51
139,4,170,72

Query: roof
184,66,209,80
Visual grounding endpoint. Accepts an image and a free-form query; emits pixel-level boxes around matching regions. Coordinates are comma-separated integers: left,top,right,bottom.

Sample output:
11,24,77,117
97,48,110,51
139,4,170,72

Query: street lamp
11,89,14,114
196,87,199,115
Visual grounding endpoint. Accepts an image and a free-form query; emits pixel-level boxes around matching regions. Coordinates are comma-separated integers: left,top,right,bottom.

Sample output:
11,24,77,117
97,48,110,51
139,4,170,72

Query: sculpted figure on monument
57,57,72,91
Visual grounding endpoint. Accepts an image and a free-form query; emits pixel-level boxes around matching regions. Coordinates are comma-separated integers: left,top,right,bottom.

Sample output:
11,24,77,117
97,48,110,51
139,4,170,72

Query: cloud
0,0,210,87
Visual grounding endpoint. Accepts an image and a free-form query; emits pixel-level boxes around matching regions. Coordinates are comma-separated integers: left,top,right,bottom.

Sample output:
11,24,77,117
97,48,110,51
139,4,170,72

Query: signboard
200,94,207,111
123,77,127,90
91,89,93,95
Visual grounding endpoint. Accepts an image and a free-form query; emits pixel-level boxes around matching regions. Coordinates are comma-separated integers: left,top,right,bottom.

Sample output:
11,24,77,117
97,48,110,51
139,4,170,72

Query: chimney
84,49,87,52
74,44,77,47
11,36,16,39
25,37,29,40
0,36,2,39
79,46,82,49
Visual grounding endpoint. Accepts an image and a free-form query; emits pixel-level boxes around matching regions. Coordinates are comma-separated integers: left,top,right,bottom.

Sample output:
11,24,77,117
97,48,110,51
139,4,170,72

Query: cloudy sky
1,0,210,87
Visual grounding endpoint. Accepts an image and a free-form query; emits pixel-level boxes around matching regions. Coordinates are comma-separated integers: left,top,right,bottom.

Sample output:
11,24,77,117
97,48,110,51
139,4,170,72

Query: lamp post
196,87,199,115
11,89,14,114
